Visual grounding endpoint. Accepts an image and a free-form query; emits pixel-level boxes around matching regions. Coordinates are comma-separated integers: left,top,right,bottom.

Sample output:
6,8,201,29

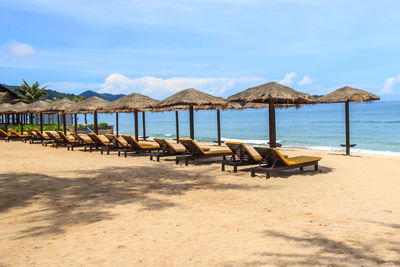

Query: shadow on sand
0,165,264,239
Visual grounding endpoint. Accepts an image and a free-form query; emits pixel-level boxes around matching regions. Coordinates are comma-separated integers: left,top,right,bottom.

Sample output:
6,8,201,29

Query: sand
0,140,399,266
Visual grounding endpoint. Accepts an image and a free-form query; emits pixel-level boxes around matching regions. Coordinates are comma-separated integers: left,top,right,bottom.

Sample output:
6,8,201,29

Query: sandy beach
0,140,399,266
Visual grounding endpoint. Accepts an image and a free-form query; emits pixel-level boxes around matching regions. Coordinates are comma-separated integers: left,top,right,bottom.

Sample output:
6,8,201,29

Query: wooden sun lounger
104,134,131,157
26,130,41,144
221,141,263,173
251,147,321,178
0,129,11,142
86,133,115,154
121,135,159,157
70,132,92,146
56,131,81,151
8,128,29,142
176,139,232,166
45,131,64,148
33,129,52,146
150,138,211,161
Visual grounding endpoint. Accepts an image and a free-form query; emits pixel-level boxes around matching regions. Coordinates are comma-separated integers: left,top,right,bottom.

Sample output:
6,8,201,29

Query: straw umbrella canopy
101,93,159,140
68,96,109,134
0,103,14,130
156,88,227,141
17,100,52,133
44,99,76,134
228,82,316,148
318,86,380,155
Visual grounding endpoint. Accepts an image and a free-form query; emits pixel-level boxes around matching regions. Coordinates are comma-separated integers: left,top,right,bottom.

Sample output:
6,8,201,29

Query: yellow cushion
286,156,321,165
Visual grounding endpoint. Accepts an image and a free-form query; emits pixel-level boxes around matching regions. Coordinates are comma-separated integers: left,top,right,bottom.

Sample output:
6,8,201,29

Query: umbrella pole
5,115,8,131
74,113,78,133
94,111,98,135
189,104,194,140
40,112,43,133
345,100,350,155
175,111,179,143
57,113,60,130
217,109,221,146
63,112,67,135
142,112,146,140
20,114,24,134
116,112,119,138
268,102,277,148
134,110,139,141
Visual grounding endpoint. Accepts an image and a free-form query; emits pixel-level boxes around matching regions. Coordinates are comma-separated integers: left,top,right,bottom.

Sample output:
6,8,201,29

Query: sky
1,0,400,100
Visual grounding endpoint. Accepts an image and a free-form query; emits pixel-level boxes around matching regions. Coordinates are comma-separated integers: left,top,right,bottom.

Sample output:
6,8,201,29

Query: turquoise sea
88,101,400,156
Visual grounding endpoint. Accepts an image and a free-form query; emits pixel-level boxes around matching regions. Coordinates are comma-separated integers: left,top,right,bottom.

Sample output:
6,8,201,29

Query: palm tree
71,95,88,124
14,80,47,104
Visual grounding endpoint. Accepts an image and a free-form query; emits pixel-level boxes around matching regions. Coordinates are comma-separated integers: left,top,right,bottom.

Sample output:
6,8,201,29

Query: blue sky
1,0,400,100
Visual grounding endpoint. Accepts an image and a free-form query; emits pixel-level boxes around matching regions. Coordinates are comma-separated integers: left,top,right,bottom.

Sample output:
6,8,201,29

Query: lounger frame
221,142,261,173
251,147,319,179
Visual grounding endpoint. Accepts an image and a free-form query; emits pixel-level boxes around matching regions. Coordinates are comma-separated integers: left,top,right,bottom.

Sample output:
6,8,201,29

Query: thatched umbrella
156,88,226,141
228,82,316,148
0,103,13,130
68,96,109,134
46,99,75,134
11,102,28,134
101,93,159,140
19,100,52,133
318,86,380,155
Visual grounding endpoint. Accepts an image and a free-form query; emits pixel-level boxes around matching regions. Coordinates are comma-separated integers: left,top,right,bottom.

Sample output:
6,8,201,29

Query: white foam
221,137,282,145
164,133,172,137
293,145,400,157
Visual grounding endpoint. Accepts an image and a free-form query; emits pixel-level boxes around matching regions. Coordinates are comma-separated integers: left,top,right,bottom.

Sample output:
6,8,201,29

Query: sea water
87,101,400,156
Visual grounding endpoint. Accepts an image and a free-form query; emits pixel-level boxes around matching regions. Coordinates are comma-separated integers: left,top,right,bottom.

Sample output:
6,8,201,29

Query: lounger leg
124,150,127,157
314,163,318,171
100,149,103,155
71,146,74,151
150,155,153,161
176,158,179,165
233,165,237,173
118,151,121,157
67,146,70,151
221,163,225,171
156,155,160,162
300,167,304,171
84,146,87,152
185,158,189,166
251,169,255,177
266,171,271,179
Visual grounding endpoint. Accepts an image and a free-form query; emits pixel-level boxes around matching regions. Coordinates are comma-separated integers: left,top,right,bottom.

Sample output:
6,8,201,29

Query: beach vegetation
13,80,47,104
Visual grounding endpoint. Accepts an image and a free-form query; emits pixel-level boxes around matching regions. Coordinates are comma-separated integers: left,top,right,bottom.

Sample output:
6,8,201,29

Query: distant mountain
79,90,125,101
43,89,76,100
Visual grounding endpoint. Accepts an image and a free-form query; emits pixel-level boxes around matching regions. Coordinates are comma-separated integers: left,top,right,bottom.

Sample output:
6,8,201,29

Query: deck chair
56,131,81,151
45,131,64,147
26,130,38,143
33,129,52,146
150,138,211,161
121,135,160,157
221,141,264,173
176,139,232,166
251,147,321,178
0,128,11,142
70,132,92,146
104,134,131,156
86,133,115,154
8,128,29,142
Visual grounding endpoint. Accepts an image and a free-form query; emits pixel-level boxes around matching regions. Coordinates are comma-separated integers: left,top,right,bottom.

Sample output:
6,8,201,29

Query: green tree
14,80,47,104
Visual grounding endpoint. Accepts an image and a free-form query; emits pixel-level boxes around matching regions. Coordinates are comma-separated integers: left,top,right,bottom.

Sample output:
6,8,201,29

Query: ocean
89,100,400,156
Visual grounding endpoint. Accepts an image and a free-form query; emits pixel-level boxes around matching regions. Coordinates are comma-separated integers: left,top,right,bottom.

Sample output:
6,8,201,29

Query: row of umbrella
0,82,379,155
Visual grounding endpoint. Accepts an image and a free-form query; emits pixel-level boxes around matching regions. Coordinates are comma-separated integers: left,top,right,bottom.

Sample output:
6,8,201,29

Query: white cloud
99,74,263,97
380,74,400,94
279,72,297,86
7,41,36,57
297,76,313,86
